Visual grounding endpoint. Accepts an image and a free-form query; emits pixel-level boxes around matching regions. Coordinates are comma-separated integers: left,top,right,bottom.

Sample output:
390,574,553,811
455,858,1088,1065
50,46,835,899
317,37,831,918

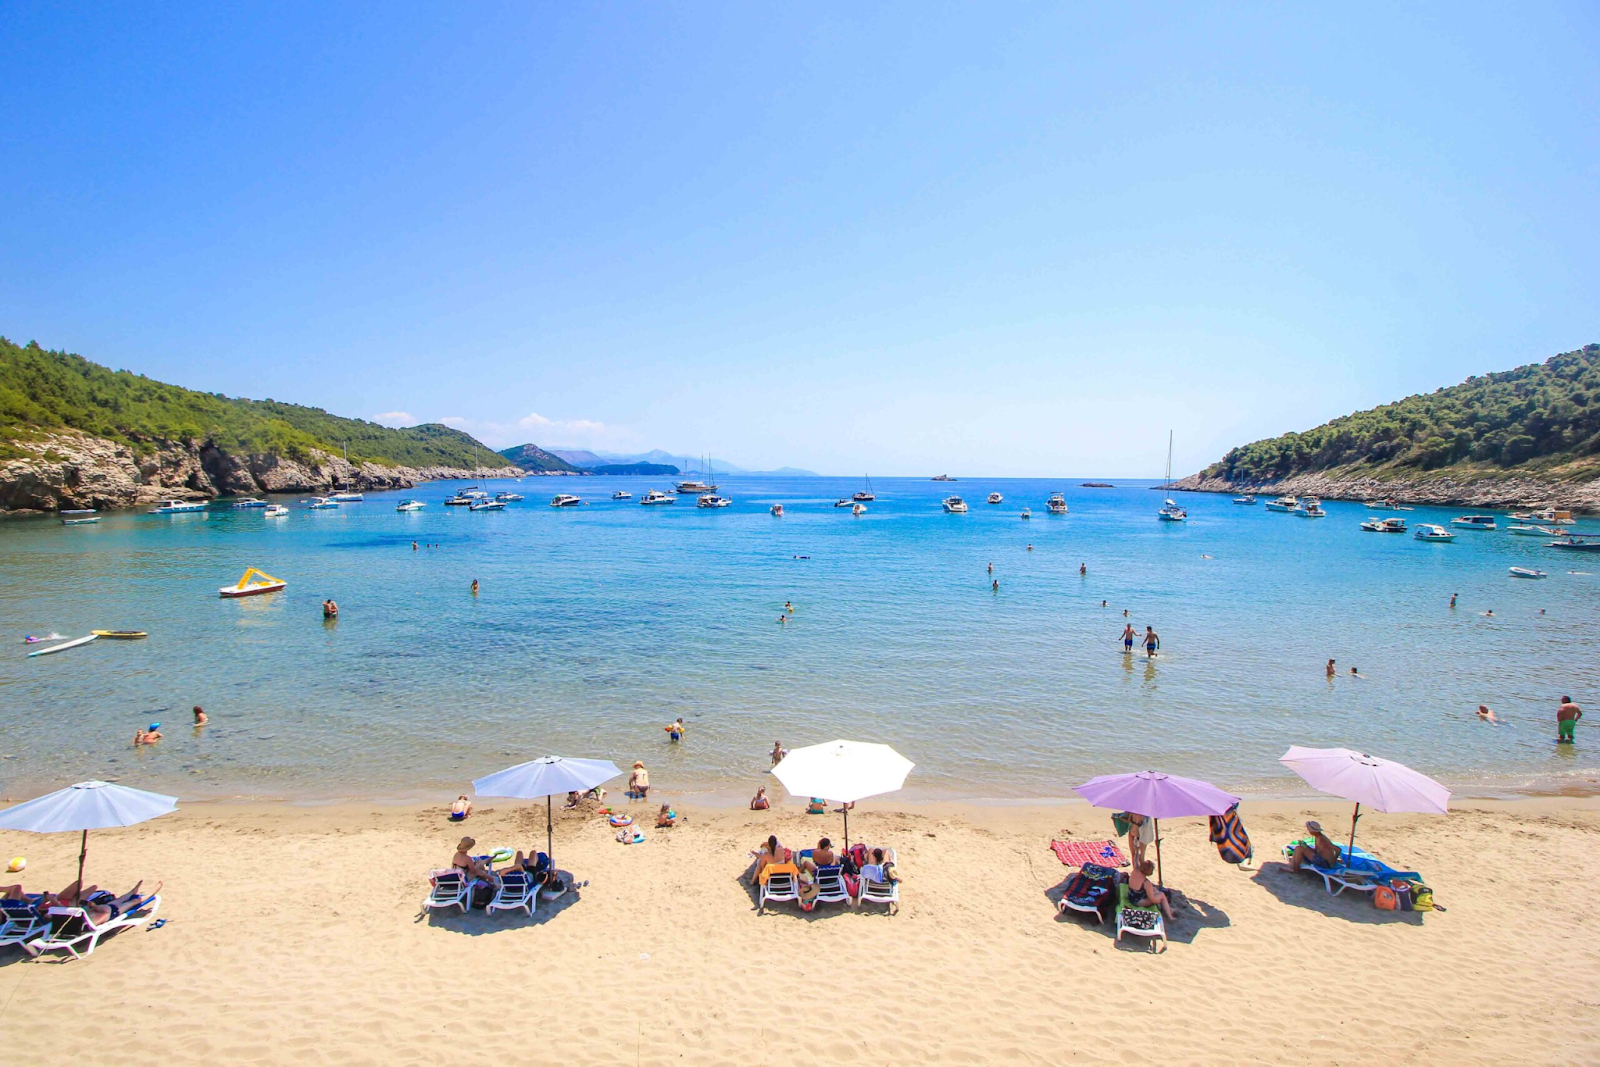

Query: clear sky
2,4,1596,476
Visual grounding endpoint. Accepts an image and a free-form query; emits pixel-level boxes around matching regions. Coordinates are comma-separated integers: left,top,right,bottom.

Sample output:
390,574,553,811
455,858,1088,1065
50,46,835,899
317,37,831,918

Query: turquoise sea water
1,477,1597,802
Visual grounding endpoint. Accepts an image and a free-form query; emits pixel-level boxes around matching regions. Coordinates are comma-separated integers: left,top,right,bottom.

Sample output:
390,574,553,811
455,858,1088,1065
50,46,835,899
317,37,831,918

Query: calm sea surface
2,476,1597,802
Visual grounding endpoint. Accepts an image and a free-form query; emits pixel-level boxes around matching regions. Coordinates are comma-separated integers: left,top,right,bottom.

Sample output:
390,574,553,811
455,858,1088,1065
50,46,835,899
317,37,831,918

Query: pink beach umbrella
1073,770,1239,886
1278,746,1450,862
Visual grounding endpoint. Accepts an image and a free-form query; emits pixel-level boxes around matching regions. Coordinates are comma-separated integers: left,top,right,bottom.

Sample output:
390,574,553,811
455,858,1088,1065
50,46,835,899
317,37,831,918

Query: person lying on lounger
79,881,160,925
1287,820,1343,872
1127,861,1175,920
504,848,552,884
452,837,497,883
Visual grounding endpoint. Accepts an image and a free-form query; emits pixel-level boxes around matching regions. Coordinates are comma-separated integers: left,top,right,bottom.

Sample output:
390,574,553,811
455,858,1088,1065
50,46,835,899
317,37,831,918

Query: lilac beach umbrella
1278,746,1450,861
0,780,178,889
1074,771,1239,886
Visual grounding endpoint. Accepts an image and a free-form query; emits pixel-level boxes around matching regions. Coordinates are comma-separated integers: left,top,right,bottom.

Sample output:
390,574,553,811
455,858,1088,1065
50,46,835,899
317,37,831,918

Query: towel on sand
1050,839,1130,868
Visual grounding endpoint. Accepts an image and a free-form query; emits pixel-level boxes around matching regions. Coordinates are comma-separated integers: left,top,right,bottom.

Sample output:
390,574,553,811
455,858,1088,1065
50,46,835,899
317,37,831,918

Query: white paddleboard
26,634,98,657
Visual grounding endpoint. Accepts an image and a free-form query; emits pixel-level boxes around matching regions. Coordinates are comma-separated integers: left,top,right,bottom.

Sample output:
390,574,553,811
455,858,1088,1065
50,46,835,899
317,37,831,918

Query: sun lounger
25,893,161,960
0,898,50,948
486,870,538,918
812,864,852,908
1282,841,1420,897
857,849,900,914
1114,884,1166,951
425,868,476,913
1056,862,1120,924
758,864,800,913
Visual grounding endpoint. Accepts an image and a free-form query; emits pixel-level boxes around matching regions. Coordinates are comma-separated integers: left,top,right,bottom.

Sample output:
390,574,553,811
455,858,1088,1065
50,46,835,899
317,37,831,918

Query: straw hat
1305,820,1323,833
633,761,645,768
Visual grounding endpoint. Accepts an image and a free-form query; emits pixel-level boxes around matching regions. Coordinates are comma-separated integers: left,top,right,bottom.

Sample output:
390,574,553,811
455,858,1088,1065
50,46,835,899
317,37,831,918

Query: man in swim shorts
1121,624,1136,652
1558,696,1582,743
1143,626,1159,658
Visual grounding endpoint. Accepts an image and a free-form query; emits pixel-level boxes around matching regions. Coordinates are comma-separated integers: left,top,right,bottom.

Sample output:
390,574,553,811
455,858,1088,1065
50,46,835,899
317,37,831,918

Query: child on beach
771,742,787,767
750,787,770,810
449,795,472,821
665,717,685,742
656,804,676,827
807,797,827,815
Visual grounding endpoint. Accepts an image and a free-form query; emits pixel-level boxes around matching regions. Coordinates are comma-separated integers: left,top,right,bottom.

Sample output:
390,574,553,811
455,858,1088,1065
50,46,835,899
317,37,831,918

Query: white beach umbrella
1279,746,1450,862
472,756,622,865
0,780,178,887
773,740,914,847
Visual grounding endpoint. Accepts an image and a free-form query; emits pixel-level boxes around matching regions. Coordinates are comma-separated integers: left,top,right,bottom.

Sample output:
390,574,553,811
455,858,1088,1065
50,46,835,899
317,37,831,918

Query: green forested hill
1202,344,1600,482
497,442,580,473
0,337,512,468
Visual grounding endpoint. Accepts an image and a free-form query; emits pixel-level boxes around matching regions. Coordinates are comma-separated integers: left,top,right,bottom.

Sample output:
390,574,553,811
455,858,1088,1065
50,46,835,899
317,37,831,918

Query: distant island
1080,482,1116,488
586,462,680,476
0,337,518,512
1175,344,1600,509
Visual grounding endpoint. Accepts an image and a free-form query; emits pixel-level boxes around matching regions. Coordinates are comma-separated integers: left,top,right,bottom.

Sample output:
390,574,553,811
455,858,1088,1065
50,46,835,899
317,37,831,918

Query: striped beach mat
1050,839,1130,868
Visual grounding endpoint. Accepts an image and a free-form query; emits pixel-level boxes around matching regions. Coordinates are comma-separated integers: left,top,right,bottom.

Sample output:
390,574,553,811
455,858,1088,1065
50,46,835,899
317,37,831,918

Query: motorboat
1265,496,1298,512
696,494,732,508
1364,499,1402,510
1046,493,1068,514
327,491,364,502
1019,507,1031,520
1232,495,1257,505
230,498,268,509
640,489,676,505
62,517,100,525
851,502,867,516
60,509,96,515
443,494,473,506
1359,517,1406,533
468,499,505,511
1413,524,1455,542
1450,515,1497,531
461,487,489,499
612,490,632,500
931,474,957,482
770,504,783,517
1507,524,1559,536
833,498,854,508
395,500,426,512
853,475,875,502
1295,502,1326,518
308,497,340,509
264,505,290,517
219,567,286,598
987,492,1003,505
942,496,968,513
1157,498,1187,522
550,494,582,507
150,499,208,514
1547,536,1600,551
1509,566,1547,579
495,492,524,502
1535,508,1574,524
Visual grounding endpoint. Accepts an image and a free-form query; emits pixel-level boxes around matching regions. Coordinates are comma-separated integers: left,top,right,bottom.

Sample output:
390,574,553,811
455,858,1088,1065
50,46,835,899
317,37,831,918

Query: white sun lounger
812,865,852,909
25,894,161,960
1114,886,1166,952
425,869,475,913
0,898,50,947
487,871,538,918
759,870,799,913
857,849,900,914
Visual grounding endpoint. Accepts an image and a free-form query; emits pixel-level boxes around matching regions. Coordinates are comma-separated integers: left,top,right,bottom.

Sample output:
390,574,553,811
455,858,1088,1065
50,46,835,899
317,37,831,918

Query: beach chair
0,898,50,948
1056,863,1119,925
1114,885,1166,952
425,868,474,913
759,865,800,914
1282,842,1418,897
857,849,900,915
486,871,537,918
812,865,851,909
25,893,161,960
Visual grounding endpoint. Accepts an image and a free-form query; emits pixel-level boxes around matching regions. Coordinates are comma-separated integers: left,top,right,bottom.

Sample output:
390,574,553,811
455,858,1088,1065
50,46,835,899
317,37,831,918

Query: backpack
1373,884,1398,911
1408,881,1434,911
1390,880,1413,911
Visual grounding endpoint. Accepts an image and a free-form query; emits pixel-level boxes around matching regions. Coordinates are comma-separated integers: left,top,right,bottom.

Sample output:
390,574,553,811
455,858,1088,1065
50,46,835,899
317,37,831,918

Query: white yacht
987,492,1003,505
696,494,731,508
308,497,340,509
1413,524,1455,542
612,490,632,500
468,499,505,511
1450,515,1497,531
150,499,209,514
1265,496,1298,512
1046,493,1068,515
327,491,364,502
1157,498,1187,522
770,503,784,517
230,498,267,509
550,494,582,507
851,502,867,516
1232,495,1257,505
495,492,524,502
1296,502,1326,518
1507,524,1560,537
1360,517,1406,533
264,504,290,517
1019,507,1031,520
395,499,426,512
942,496,968,513
640,489,676,505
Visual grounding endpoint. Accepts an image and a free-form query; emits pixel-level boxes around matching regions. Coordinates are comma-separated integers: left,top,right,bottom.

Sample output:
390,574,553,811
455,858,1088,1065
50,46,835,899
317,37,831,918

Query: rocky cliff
1170,469,1600,511
0,430,529,512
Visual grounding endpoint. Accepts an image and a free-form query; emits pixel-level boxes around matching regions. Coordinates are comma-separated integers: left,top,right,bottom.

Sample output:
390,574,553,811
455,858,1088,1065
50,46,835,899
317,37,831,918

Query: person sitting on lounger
505,848,552,884
1288,820,1343,872
751,835,786,883
750,786,770,810
812,838,837,867
452,837,496,883
1127,861,1175,920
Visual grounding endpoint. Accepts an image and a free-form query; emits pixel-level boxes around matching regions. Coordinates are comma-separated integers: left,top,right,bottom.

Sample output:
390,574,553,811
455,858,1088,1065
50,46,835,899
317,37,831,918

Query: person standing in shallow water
1120,624,1136,653
1326,658,1336,679
471,579,479,595
1557,696,1582,744
1450,593,1458,609
1143,626,1159,658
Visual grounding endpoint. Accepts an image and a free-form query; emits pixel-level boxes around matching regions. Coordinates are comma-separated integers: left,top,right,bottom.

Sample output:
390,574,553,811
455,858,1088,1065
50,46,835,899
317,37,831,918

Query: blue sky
2,4,1596,476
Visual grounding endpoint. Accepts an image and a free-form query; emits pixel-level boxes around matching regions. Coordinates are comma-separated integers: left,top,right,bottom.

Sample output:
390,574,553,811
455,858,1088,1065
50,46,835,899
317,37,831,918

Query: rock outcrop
0,430,530,513
1171,469,1600,512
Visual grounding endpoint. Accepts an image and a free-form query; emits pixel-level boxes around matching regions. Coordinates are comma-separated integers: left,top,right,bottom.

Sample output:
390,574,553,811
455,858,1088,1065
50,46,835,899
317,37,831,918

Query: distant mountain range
547,448,817,476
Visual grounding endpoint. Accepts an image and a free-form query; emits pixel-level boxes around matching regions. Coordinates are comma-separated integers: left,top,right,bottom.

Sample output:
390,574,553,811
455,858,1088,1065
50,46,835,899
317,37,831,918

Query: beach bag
1408,881,1434,911
1111,812,1132,837
1390,880,1413,912
1373,884,1398,911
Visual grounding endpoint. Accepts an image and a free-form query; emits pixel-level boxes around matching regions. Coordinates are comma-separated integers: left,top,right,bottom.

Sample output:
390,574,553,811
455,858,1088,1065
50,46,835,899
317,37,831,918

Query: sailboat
852,475,875,502
1157,431,1186,522
328,442,364,502
674,456,717,494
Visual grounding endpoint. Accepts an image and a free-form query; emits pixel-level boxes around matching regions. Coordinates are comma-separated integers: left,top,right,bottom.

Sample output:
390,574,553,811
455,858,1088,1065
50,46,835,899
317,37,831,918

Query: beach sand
2,796,1596,1066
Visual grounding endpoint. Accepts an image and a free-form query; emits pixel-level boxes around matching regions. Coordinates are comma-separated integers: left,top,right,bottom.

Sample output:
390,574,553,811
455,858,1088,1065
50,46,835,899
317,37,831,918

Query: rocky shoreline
0,429,562,513
1171,470,1600,512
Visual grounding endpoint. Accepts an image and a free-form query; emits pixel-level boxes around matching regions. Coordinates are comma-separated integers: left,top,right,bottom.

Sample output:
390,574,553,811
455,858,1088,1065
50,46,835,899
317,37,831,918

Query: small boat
550,494,582,507
26,634,97,657
931,474,957,482
150,499,208,514
1508,524,1561,536
308,497,340,509
495,492,524,502
612,491,632,500
60,509,97,515
444,494,473,506
1535,508,1574,524
91,630,148,639
833,498,854,508
770,504,783,517
394,500,426,512
987,492,1003,505
1232,495,1257,505
851,502,867,516
1413,524,1455,542
1451,515,1497,531
327,491,364,503
62,517,100,525
640,489,676,505
1265,496,1298,512
220,567,286,598
1358,517,1407,533
1364,499,1402,510
942,496,968,513
1046,493,1068,514
230,498,268,509
1509,567,1547,579
696,494,731,508
1157,499,1187,522
264,505,290,517
468,499,505,511
1547,537,1600,552
1295,503,1326,518
1019,507,1031,520
852,475,875,502
462,488,489,499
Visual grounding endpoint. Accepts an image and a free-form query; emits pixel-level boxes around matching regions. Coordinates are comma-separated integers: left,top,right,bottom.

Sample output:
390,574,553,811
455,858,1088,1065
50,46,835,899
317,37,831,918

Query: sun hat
633,761,644,768
1306,820,1323,833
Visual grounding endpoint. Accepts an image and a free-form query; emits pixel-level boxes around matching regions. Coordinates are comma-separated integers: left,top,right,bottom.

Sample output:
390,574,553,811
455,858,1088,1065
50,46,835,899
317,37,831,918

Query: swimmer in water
1326,658,1336,679
471,579,479,595
322,598,338,619
1121,624,1136,652
1102,600,1108,608
1349,667,1362,679
412,541,418,551
1450,593,1458,608
987,563,993,575
785,601,793,614
1476,704,1500,724
1027,544,1033,551
1143,626,1159,658
1201,554,1213,559
1122,608,1128,617
778,614,786,624
1079,563,1087,576
992,578,999,591
1481,609,1494,618
192,705,208,726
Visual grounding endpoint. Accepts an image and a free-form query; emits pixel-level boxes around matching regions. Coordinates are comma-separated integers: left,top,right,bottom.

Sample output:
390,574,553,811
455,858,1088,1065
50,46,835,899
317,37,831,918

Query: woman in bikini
1126,861,1175,920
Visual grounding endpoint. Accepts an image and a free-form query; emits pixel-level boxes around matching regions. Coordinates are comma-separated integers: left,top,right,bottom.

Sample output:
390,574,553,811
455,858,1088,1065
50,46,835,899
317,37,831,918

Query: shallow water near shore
2,476,1597,801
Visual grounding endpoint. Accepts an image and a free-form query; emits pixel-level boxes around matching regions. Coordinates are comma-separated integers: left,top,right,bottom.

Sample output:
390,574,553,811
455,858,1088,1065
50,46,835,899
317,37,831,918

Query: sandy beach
2,795,1597,1066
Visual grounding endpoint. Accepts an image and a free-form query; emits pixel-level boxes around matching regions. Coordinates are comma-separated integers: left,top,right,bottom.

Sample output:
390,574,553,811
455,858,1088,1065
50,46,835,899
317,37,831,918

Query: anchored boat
220,567,286,598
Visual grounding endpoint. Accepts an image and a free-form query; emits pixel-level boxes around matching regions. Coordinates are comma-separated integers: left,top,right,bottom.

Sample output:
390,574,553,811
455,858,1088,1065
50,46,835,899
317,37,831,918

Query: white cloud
373,411,415,427
438,416,470,428
424,412,626,450
517,412,609,442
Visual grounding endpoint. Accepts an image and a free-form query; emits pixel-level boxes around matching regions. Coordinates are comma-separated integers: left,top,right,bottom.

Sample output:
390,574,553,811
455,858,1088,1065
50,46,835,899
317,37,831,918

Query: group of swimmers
1119,624,1161,657
749,835,900,910
132,706,208,747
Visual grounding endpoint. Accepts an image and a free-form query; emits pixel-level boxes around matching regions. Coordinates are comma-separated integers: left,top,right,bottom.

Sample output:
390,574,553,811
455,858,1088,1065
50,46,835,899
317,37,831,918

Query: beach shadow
738,869,882,922
1043,877,1231,948
417,871,586,934
1251,861,1425,926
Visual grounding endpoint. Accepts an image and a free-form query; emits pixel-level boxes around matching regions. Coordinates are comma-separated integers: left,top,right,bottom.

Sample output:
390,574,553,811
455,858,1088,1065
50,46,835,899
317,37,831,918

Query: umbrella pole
1154,818,1163,889
546,794,555,869
843,806,850,851
77,829,87,891
1347,802,1361,863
